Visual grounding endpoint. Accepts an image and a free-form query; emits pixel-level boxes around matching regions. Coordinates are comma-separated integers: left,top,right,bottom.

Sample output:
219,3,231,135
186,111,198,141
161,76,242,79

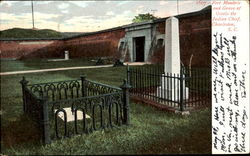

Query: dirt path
0,65,113,76
0,62,148,76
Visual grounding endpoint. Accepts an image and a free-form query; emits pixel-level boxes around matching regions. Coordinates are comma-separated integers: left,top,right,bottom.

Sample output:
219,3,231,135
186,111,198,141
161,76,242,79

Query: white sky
0,0,210,32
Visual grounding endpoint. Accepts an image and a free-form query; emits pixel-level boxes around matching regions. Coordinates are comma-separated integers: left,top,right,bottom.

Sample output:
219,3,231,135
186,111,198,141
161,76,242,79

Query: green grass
0,58,110,72
0,28,63,39
1,60,211,155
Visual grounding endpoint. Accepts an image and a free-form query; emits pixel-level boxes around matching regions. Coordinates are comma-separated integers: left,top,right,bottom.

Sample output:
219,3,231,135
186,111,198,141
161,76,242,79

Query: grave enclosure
20,76,130,144
127,65,211,113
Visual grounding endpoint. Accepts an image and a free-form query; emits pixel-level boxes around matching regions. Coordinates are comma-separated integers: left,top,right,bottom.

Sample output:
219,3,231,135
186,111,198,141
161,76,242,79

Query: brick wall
0,40,63,59
63,29,125,59
0,28,125,60
22,41,67,59
179,10,211,68
152,10,211,68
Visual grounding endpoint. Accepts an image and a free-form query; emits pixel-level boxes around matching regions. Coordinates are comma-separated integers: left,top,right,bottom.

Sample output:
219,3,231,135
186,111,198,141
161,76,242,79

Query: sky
0,0,210,32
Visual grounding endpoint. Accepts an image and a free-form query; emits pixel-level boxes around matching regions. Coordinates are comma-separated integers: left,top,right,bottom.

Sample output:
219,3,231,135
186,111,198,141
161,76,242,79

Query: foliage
132,13,158,23
0,28,63,39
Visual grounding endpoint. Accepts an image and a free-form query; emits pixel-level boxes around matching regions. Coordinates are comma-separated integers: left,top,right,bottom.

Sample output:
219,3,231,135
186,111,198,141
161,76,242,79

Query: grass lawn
0,58,112,72
0,60,211,155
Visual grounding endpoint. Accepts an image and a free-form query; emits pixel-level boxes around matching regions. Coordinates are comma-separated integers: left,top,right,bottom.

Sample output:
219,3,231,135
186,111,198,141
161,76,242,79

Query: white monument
157,17,188,102
65,50,69,60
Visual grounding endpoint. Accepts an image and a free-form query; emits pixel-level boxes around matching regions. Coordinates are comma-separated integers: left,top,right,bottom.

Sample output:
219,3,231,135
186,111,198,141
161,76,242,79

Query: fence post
80,75,87,97
20,76,29,113
180,68,184,112
40,95,51,144
127,64,130,85
120,79,131,125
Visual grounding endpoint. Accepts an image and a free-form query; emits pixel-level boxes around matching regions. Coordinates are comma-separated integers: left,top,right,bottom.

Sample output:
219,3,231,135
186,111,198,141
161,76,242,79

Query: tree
132,13,158,23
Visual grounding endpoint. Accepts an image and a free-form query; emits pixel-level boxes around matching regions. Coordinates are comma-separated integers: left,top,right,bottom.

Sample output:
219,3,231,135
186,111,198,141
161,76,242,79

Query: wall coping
0,38,63,41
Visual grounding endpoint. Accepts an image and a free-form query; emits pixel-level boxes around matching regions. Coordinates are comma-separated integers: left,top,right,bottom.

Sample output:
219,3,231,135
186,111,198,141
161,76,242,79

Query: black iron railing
127,65,211,111
20,76,131,144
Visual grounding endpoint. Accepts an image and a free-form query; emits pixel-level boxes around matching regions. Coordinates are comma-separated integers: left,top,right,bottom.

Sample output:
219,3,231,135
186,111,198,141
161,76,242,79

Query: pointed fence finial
20,76,28,85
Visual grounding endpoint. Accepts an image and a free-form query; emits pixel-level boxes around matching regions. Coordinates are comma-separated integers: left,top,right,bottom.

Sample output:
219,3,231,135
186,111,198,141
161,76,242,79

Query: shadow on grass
1,115,41,149
20,58,116,71
136,108,212,154
22,58,96,70
137,126,211,154
1,58,107,72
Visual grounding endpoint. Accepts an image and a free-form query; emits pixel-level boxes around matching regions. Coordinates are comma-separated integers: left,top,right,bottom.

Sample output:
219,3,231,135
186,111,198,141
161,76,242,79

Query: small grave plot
20,75,131,144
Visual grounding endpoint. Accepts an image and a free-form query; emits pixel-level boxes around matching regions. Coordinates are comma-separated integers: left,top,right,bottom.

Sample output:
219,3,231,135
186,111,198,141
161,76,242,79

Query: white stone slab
65,50,69,60
54,107,91,122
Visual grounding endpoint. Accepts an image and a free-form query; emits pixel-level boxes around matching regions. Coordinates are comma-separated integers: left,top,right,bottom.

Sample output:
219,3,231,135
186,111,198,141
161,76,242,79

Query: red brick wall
0,40,63,59
157,22,166,34
152,11,211,67
0,28,125,59
63,29,125,58
20,41,66,59
179,11,211,68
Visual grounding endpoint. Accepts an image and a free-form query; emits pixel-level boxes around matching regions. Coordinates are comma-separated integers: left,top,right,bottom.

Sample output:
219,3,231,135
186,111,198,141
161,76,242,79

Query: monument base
174,110,190,115
156,74,189,102
156,86,189,102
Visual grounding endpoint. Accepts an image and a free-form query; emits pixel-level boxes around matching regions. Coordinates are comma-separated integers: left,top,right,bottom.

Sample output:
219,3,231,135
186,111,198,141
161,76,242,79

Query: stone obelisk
165,16,180,75
157,16,188,102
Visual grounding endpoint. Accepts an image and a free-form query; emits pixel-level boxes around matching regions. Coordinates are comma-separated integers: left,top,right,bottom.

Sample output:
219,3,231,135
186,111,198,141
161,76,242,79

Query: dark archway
134,37,145,62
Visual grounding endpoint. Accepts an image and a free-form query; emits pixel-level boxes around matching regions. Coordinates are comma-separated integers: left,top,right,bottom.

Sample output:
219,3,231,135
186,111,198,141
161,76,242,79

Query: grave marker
157,17,189,102
55,107,91,122
65,50,69,60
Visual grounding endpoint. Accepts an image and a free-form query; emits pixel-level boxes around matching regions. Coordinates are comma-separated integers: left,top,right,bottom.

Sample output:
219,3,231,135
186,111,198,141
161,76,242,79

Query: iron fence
20,76,131,144
127,64,211,112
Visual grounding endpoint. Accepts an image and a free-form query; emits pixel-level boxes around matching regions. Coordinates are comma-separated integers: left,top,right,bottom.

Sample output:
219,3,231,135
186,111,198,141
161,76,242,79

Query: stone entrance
120,21,153,62
134,36,145,62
